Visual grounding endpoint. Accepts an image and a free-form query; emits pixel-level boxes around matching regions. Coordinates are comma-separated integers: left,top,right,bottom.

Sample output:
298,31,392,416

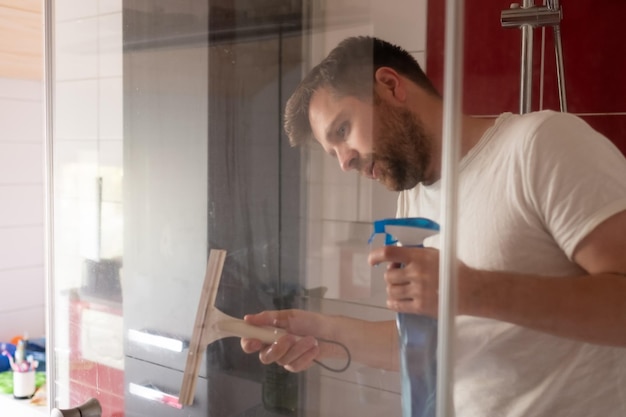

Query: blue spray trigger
368,217,440,247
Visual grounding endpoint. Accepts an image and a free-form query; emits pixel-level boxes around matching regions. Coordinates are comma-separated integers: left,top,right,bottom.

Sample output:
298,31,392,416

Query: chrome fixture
501,0,567,113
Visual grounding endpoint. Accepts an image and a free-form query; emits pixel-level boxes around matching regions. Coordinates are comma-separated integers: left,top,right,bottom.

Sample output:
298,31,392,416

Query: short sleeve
523,113,626,259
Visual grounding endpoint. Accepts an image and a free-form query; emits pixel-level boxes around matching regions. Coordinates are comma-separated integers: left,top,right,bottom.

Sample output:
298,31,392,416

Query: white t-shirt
396,110,626,417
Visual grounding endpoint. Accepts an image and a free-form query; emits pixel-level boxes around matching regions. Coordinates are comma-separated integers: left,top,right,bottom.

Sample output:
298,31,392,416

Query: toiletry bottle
15,339,25,366
369,217,439,417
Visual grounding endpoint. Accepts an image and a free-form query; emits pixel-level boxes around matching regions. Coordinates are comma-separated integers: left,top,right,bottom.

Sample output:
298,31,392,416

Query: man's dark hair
284,36,440,146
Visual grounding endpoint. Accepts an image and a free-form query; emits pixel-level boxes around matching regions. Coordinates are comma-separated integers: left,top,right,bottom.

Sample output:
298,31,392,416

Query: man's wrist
457,266,491,317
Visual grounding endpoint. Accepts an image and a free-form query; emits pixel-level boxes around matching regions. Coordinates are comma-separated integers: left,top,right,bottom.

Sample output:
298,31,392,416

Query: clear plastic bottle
369,217,440,417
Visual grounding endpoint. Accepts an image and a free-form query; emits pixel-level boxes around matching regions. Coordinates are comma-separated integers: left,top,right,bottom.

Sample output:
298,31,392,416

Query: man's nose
337,147,358,172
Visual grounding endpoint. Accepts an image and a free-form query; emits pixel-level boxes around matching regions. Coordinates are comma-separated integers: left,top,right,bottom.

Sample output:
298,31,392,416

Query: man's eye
337,125,347,138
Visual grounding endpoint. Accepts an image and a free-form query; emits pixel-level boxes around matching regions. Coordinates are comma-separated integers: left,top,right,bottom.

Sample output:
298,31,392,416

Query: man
241,36,626,416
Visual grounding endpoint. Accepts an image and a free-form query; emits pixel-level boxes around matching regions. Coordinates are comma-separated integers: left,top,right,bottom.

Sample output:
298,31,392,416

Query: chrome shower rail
437,0,465,416
501,0,568,114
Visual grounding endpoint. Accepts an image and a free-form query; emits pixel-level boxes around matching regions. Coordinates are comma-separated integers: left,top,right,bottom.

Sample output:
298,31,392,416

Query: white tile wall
0,78,44,342
0,225,44,274
0,143,43,184
0,185,43,227
55,80,99,140
52,5,124,276
304,0,424,303
53,140,99,198
98,139,123,203
55,18,100,81
372,0,427,53
98,77,123,140
99,0,122,15
0,79,42,101
0,226,44,277
55,0,99,22
0,268,45,312
0,99,43,141
98,14,123,77
48,4,124,406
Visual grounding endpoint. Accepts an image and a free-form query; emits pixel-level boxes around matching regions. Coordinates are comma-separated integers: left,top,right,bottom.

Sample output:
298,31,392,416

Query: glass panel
49,1,406,415
51,0,125,414
47,0,626,417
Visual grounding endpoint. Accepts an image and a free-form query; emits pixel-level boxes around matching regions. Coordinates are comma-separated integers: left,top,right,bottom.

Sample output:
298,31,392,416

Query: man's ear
374,67,406,102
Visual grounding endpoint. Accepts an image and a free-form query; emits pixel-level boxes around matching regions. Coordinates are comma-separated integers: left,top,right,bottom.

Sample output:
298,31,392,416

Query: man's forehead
308,87,339,141
308,86,369,122
309,86,336,110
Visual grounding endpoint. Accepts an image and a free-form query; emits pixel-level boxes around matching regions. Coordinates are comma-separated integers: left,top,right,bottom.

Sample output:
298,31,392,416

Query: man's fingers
242,311,295,355
240,338,264,353
384,267,413,285
387,281,414,299
256,334,320,372
244,310,293,329
244,310,278,326
368,245,414,266
275,336,318,367
284,346,320,372
387,299,414,313
241,309,326,372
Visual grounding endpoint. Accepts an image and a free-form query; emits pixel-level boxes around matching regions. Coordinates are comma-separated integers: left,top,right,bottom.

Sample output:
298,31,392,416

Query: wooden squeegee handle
215,316,300,345
181,250,302,407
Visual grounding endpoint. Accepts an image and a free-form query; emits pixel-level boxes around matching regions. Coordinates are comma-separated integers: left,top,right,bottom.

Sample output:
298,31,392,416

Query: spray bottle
369,217,439,417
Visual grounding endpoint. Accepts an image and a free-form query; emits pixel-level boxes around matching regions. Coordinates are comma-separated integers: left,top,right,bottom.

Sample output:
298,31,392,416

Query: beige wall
0,0,43,80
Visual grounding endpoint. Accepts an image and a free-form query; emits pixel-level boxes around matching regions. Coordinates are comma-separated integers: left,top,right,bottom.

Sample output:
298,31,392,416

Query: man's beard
371,98,433,191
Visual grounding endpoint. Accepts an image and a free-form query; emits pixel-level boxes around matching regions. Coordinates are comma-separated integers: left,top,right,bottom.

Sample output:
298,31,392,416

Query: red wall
426,1,626,154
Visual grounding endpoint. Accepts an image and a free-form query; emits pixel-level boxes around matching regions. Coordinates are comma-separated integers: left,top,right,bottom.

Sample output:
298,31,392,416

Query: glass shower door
47,1,308,416
47,1,125,415
47,1,427,416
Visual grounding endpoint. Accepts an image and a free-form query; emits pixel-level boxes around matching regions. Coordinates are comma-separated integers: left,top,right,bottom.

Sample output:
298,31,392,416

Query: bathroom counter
0,392,47,416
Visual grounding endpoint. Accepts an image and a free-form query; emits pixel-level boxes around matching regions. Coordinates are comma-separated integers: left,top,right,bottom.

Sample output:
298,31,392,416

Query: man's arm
462,209,626,346
371,209,626,347
241,310,400,371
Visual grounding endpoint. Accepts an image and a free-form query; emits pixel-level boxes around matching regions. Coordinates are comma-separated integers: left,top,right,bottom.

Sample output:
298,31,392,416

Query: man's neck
426,114,497,184
461,115,497,157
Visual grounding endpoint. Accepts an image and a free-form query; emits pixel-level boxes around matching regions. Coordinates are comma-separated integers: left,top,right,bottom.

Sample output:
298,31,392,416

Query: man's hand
241,310,325,372
368,246,443,316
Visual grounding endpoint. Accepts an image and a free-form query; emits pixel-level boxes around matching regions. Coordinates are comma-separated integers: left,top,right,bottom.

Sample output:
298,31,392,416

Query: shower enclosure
44,0,626,417
45,0,403,416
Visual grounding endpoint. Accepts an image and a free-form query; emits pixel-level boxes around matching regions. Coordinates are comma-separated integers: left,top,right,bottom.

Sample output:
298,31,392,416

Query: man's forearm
324,316,399,371
462,269,626,346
